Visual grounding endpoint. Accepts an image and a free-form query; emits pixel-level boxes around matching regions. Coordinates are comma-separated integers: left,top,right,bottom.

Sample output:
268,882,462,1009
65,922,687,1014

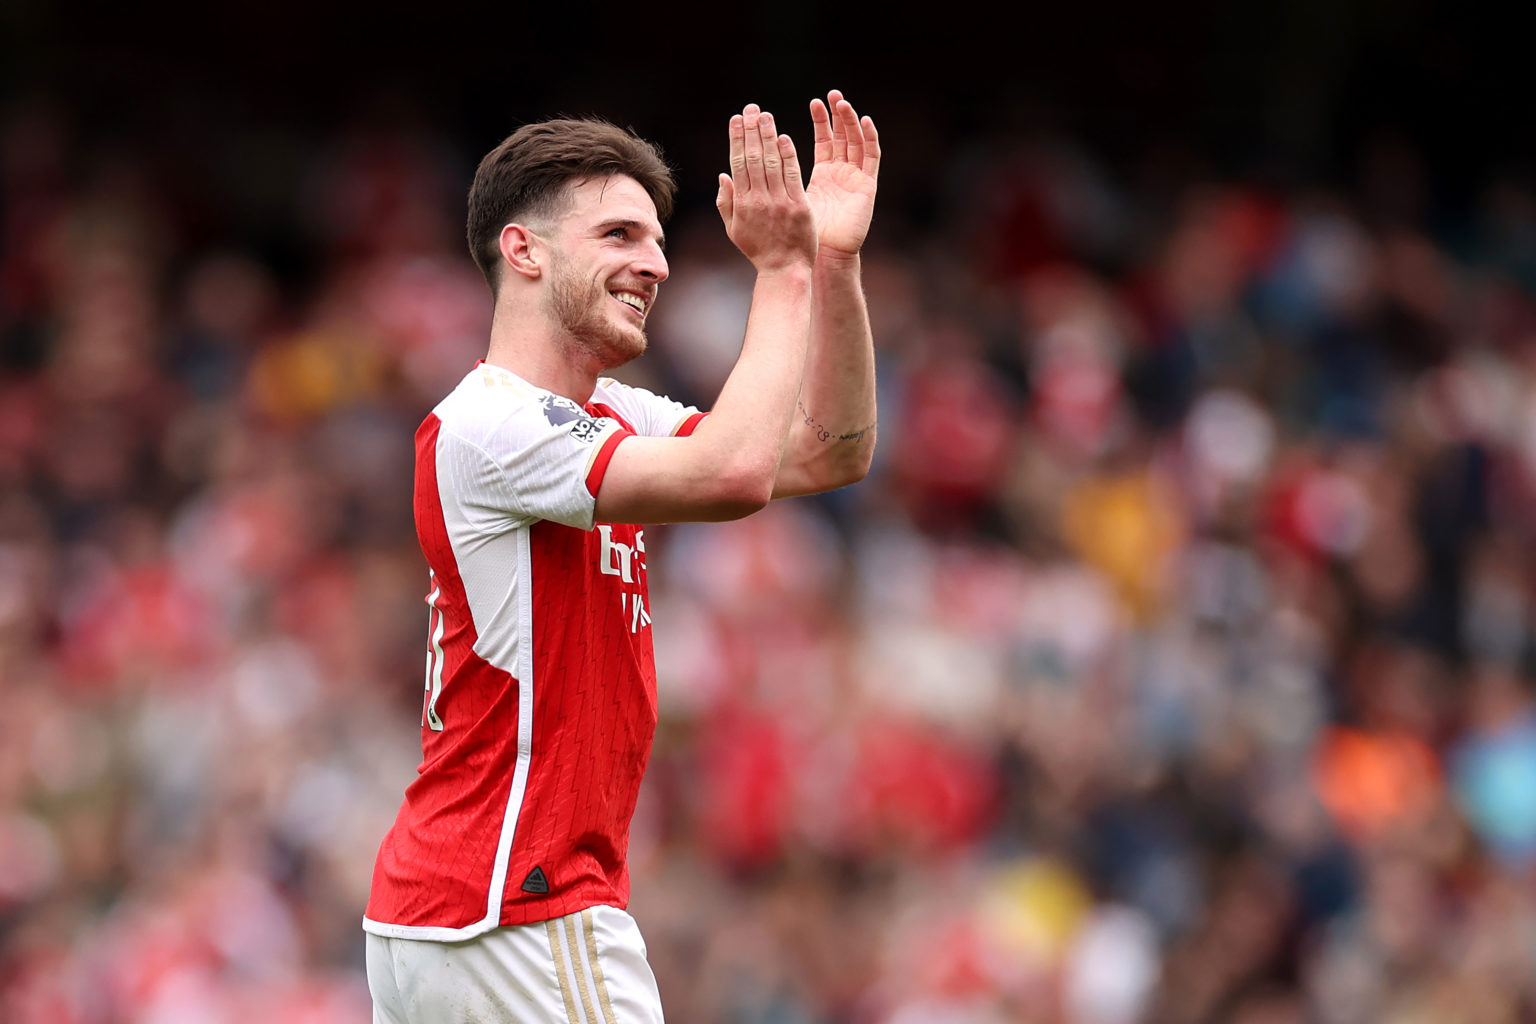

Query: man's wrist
815,247,862,274
753,261,816,285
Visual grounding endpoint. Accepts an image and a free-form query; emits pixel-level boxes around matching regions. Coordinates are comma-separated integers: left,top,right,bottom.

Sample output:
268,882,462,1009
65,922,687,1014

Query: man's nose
636,242,668,283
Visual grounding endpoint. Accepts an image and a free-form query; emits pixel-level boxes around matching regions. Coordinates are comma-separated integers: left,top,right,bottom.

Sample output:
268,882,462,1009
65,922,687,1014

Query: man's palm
806,91,880,259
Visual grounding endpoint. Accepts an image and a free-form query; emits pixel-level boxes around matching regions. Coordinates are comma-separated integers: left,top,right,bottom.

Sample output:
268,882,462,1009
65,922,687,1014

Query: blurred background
5,1,1536,1021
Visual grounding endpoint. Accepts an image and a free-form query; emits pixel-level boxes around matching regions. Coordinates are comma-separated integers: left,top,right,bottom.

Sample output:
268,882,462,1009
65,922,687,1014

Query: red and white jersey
364,361,704,941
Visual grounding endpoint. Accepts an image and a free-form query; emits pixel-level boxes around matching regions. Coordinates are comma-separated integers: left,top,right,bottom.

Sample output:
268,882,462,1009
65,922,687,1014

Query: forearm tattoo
798,400,876,444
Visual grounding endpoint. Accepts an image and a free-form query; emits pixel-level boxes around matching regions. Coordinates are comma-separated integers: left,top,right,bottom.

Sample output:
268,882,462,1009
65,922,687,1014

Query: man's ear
499,223,542,281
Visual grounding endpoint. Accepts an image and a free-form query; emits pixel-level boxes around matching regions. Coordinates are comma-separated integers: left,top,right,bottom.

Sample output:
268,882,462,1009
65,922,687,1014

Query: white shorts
366,905,663,1024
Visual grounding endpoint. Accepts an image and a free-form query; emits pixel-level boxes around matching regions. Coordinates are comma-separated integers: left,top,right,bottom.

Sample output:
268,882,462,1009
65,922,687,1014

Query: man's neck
484,311,599,404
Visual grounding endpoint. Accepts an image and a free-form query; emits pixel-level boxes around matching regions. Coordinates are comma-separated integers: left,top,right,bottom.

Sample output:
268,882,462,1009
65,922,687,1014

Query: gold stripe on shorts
564,915,601,1024
546,919,583,1024
581,909,621,1024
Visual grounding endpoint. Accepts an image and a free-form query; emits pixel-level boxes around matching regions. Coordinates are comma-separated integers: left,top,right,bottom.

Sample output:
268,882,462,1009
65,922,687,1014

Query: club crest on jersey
541,394,609,444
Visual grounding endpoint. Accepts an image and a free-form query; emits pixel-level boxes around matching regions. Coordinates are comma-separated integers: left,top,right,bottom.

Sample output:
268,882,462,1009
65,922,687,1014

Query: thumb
715,173,734,223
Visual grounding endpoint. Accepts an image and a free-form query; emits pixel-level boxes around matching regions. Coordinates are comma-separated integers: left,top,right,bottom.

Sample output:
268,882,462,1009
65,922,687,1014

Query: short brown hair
466,117,677,290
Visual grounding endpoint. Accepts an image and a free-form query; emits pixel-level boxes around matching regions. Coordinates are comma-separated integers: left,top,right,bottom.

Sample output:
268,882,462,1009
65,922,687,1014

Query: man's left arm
773,90,881,499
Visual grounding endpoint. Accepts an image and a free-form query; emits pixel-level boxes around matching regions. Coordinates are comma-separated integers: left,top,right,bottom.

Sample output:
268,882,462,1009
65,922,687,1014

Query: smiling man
364,95,880,1023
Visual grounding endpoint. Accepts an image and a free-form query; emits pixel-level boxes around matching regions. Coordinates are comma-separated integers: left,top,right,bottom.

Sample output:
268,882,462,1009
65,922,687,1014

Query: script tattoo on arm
798,399,876,444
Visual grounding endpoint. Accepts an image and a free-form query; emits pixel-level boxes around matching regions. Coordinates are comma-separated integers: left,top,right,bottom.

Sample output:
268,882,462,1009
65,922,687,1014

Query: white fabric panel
593,376,702,437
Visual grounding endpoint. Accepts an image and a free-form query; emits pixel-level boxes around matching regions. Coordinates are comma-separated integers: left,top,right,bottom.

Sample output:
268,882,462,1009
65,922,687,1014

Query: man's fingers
827,89,848,162
838,98,863,167
715,173,734,226
728,113,746,182
810,97,834,165
861,115,881,179
759,112,785,196
742,105,767,192
779,134,805,197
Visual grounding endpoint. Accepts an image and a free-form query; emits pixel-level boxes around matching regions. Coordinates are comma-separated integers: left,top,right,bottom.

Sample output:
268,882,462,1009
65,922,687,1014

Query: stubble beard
546,253,647,370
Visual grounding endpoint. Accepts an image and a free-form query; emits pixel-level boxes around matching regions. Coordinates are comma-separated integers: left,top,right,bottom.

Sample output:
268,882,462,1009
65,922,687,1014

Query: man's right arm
595,106,818,525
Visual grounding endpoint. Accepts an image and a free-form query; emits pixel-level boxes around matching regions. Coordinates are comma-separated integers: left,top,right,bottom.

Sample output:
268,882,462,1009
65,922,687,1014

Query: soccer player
363,92,879,1022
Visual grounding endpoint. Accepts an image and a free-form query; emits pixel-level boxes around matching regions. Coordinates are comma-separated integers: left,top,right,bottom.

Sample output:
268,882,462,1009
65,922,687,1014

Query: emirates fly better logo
597,526,651,633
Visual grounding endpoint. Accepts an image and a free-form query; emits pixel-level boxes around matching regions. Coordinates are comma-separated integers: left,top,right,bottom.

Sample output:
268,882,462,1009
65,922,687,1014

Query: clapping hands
805,90,880,261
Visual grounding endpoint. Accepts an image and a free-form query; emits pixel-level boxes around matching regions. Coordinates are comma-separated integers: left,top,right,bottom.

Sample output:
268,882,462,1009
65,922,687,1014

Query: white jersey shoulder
592,376,703,438
430,364,625,534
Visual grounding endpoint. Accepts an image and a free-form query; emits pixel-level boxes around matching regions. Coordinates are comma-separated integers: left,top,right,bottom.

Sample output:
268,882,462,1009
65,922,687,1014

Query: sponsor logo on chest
597,525,651,633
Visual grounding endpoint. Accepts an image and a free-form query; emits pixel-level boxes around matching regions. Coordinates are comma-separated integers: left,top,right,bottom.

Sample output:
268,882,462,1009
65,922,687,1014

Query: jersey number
423,577,446,731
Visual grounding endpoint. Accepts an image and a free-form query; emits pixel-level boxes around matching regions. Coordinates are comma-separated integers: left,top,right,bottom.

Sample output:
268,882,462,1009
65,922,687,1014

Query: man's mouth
612,291,649,319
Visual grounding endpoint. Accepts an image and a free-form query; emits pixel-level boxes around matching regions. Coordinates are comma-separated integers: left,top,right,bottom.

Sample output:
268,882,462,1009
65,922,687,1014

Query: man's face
540,175,668,370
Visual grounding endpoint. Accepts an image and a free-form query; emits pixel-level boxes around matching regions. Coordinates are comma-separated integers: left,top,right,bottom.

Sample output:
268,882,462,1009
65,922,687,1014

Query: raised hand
716,105,818,273
805,90,880,261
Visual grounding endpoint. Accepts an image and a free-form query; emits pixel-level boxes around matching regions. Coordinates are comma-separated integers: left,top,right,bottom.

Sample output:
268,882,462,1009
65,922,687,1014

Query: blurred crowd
5,93,1536,1024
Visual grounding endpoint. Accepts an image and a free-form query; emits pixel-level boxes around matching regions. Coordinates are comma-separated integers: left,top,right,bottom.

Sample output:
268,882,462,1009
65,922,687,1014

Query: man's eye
607,228,627,239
